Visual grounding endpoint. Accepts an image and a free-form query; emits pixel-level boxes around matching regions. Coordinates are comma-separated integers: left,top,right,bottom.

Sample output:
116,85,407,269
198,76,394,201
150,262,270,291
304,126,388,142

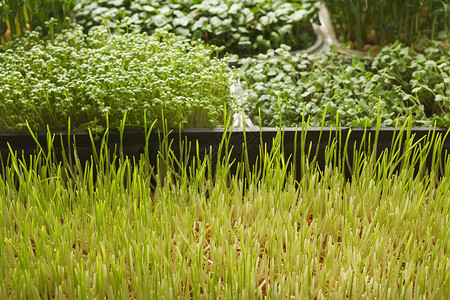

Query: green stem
375,0,383,45
7,11,15,37
349,0,363,50
398,1,405,42
17,3,27,36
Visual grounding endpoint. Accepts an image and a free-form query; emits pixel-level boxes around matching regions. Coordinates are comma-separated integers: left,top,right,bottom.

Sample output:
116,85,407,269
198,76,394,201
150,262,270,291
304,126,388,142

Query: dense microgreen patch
0,119,449,298
74,0,318,56
324,0,450,50
0,24,232,132
239,42,450,127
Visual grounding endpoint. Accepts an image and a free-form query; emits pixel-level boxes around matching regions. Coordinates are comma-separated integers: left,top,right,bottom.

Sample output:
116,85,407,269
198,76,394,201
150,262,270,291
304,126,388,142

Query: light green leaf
412,87,422,93
142,5,155,13
173,16,189,27
175,27,190,37
210,16,222,28
152,15,167,27
290,9,307,21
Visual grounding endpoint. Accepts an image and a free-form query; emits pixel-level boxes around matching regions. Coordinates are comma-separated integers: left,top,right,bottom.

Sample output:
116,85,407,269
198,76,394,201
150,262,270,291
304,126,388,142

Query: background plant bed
2,126,449,181
74,0,319,57
322,0,450,51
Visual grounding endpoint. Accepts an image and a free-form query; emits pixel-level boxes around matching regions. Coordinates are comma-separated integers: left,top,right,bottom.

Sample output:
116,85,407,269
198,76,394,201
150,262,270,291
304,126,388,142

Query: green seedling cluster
239,42,450,127
74,0,318,56
324,0,450,49
0,115,449,298
0,24,232,132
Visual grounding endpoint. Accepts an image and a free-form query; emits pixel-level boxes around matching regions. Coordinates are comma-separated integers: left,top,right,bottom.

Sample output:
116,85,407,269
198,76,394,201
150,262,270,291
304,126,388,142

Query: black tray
1,127,448,180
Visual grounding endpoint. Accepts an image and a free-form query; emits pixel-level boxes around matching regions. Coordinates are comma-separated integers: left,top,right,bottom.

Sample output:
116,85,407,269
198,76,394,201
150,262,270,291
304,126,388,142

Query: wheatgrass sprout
0,120,449,298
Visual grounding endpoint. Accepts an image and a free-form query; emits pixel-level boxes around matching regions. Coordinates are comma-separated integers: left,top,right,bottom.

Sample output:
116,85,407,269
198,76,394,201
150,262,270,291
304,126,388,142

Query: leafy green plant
239,42,450,127
74,0,318,56
324,0,450,50
0,116,449,298
0,24,233,132
0,0,75,44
